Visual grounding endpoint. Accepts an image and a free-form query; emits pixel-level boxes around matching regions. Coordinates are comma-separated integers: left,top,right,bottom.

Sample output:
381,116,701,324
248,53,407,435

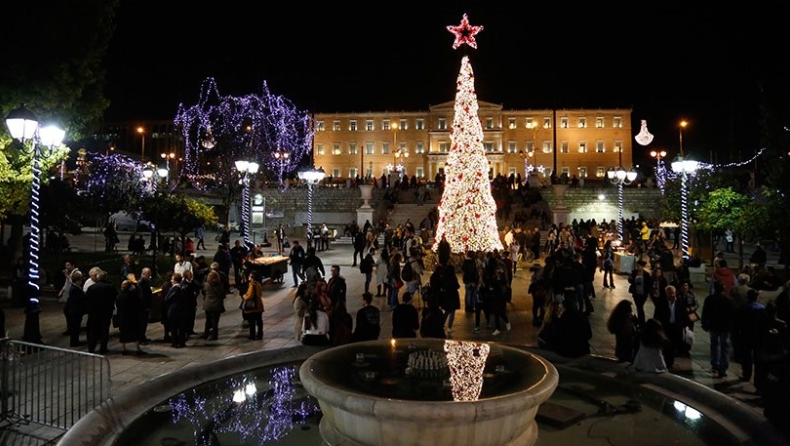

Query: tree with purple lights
80,153,149,221
174,78,314,225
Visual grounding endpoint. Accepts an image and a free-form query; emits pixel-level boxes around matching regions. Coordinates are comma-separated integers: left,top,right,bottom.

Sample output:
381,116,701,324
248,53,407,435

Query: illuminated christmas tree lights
432,54,504,253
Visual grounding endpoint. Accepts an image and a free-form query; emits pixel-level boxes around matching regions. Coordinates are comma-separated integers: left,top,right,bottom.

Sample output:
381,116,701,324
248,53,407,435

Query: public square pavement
1,231,782,420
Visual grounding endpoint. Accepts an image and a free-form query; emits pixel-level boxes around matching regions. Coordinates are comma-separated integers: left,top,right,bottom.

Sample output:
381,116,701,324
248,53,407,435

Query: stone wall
249,185,664,238
539,186,664,222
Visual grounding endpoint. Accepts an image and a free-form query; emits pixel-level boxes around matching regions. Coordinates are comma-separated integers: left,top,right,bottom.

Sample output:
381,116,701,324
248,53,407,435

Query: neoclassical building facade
313,101,633,184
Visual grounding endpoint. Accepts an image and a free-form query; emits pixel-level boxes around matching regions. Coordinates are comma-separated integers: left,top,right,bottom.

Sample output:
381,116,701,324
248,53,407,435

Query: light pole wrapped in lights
298,167,326,248
650,149,668,193
671,157,699,260
5,105,66,344
518,149,534,186
606,166,638,242
236,160,260,248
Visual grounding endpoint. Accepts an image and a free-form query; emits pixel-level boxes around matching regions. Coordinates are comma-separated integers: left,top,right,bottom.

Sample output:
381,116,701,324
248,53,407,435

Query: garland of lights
617,182,625,241
447,13,483,49
174,78,314,191
240,176,252,246
659,147,768,181
680,171,690,260
28,142,44,301
432,52,504,253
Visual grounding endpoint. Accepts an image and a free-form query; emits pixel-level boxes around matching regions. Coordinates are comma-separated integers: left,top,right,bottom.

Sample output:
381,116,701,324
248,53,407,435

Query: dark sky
104,1,787,164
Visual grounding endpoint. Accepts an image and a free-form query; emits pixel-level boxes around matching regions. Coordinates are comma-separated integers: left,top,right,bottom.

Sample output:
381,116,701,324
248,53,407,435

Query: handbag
394,279,404,289
683,326,695,347
240,298,257,311
688,310,700,323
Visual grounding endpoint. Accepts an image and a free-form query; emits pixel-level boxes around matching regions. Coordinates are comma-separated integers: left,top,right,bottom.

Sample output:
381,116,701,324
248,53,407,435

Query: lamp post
142,164,169,278
235,160,260,248
137,126,146,160
671,157,699,261
679,120,688,157
650,149,667,193
518,148,534,186
298,167,326,248
5,106,65,344
272,149,290,187
606,166,638,242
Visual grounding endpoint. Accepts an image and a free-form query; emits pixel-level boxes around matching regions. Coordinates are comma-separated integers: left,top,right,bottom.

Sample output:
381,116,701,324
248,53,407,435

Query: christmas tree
432,54,503,254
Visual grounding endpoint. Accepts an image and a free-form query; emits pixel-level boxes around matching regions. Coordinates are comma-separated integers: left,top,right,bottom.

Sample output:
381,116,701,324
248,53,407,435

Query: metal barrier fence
0,338,112,434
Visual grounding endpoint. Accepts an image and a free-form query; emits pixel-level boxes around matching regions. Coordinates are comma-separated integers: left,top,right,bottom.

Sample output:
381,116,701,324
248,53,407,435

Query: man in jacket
327,265,347,309
85,270,117,354
653,284,690,368
288,240,306,288
701,280,738,378
138,267,153,344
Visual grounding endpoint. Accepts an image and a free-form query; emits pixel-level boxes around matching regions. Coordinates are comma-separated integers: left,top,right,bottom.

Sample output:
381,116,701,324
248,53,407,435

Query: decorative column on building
433,15,503,254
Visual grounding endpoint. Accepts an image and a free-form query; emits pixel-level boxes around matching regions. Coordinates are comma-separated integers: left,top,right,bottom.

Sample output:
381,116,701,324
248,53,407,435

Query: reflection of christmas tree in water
433,55,504,253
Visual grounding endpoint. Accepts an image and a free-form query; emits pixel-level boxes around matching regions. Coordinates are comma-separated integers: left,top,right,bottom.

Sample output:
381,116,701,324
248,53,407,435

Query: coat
242,280,264,315
117,286,143,343
202,280,226,313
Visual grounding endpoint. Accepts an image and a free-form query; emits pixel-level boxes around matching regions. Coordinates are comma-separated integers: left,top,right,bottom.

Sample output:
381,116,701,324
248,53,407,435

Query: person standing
375,247,390,298
461,251,479,314
391,291,419,339
288,240,306,288
420,295,447,339
701,280,738,378
601,240,615,289
275,223,285,253
229,240,248,290
327,265,347,309
195,224,207,250
387,252,404,310
173,253,193,277
352,292,380,342
360,247,375,295
242,271,264,340
734,289,766,384
64,270,86,347
292,282,310,341
137,267,153,344
164,273,188,348
653,285,689,369
85,270,116,354
352,228,366,267
201,270,226,340
607,300,637,362
117,278,146,356
628,260,653,327
434,255,461,333
181,269,201,336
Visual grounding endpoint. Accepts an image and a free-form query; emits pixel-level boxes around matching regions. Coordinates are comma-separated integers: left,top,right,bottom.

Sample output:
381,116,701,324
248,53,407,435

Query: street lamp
5,105,65,344
298,167,326,248
679,120,688,157
650,149,668,193
518,148,534,186
141,164,169,278
671,157,699,261
235,160,260,248
161,151,176,170
137,126,146,160
272,149,290,188
606,166,638,242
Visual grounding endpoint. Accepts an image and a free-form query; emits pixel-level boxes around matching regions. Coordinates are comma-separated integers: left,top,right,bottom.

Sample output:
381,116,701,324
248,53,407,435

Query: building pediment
429,100,502,113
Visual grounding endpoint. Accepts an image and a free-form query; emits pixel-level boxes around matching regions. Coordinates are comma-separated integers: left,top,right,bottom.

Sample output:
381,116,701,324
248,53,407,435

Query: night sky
104,1,787,166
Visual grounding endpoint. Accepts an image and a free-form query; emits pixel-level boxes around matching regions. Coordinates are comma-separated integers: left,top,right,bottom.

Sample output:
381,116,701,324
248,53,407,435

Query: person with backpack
301,246,325,297
359,248,375,295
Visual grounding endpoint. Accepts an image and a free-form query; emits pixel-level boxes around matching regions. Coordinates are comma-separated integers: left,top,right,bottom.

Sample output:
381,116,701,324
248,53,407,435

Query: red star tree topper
433,55,503,254
447,13,483,49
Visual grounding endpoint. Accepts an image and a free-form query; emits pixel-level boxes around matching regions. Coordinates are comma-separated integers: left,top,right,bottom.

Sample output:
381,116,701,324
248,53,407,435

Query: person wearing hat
733,288,766,383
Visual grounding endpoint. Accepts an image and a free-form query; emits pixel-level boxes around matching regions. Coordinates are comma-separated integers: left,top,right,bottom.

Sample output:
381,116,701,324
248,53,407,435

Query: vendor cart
248,255,289,285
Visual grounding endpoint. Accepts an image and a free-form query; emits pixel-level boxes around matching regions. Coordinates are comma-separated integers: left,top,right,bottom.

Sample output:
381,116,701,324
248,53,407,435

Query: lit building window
382,120,391,131
382,143,390,155
526,141,535,152
317,144,325,155
484,142,494,152
316,121,325,132
578,117,587,128
365,142,374,154
399,119,408,130
613,117,622,128
560,141,569,153
596,166,605,177
332,168,340,178
543,117,551,128
561,167,570,177
349,168,358,178
438,118,447,130
365,120,374,131
416,142,425,154
439,142,449,152
485,117,494,129
507,141,517,153
596,141,605,153
578,142,587,153
560,117,569,128
526,117,535,128
508,117,516,129
349,120,357,132
542,141,552,153
416,167,424,178
349,143,358,155
332,144,341,155
614,141,623,153
596,117,604,128
579,167,587,178
416,119,425,130
332,120,341,131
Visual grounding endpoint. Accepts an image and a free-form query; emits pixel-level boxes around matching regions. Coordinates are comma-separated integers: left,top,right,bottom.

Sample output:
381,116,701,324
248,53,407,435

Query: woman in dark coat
164,273,188,348
117,279,146,355
432,259,460,332
607,299,637,362
64,270,86,347
201,270,226,340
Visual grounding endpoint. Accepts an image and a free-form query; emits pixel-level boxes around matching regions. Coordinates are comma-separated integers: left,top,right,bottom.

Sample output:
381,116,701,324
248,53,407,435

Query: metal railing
1,338,112,434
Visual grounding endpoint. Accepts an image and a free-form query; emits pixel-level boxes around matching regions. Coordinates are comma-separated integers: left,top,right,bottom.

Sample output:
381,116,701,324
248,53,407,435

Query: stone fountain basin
299,339,559,446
